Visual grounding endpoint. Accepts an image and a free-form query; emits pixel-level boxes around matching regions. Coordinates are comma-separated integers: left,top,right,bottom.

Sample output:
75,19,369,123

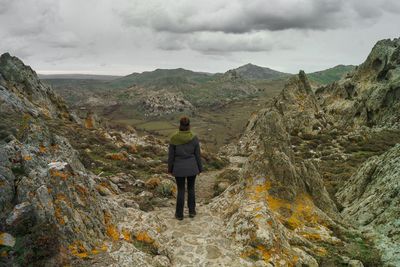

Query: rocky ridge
218,38,400,266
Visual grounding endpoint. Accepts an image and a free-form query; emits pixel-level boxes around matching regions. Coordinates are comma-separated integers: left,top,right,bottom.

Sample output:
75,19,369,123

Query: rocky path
151,203,253,267
75,169,254,267
195,170,223,203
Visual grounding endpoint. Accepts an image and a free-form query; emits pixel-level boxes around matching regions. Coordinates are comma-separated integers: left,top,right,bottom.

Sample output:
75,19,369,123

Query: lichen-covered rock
316,38,400,129
141,89,195,117
337,144,400,266
0,53,70,119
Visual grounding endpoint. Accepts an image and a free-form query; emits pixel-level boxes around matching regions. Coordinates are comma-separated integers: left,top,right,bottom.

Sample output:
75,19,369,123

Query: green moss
132,239,158,256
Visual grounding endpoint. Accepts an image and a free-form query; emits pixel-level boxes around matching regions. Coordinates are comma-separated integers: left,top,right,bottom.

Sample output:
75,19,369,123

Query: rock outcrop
0,53,70,119
337,144,400,266
0,53,172,266
140,89,195,117
316,38,400,129
218,38,400,266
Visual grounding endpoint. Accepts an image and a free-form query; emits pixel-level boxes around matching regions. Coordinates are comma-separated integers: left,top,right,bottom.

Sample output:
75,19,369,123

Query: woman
168,116,203,220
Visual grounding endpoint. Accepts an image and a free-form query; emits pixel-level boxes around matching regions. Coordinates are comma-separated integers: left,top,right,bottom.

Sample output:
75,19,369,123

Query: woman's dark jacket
168,131,203,177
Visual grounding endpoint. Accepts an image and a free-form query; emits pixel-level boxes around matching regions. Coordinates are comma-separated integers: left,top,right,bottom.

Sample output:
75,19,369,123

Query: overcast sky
0,0,399,75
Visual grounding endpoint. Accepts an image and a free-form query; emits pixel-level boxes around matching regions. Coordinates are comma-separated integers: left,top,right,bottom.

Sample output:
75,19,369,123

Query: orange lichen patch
75,184,89,196
103,211,120,241
145,177,161,189
265,192,320,230
300,232,322,241
55,206,65,225
127,144,138,154
54,193,71,206
68,241,89,258
100,244,108,251
91,249,100,255
266,195,291,211
256,245,300,267
136,231,153,244
105,153,127,161
84,117,95,129
122,229,131,242
47,187,52,194
314,247,327,257
49,169,69,181
23,155,32,161
256,245,271,261
99,181,115,193
0,250,8,257
39,145,47,153
246,179,272,201
106,225,119,241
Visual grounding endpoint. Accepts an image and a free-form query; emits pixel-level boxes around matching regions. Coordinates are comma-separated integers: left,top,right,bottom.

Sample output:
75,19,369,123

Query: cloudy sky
0,0,399,75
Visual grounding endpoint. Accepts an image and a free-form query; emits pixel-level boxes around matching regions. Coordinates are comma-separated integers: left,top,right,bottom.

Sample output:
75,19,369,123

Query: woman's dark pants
175,175,196,218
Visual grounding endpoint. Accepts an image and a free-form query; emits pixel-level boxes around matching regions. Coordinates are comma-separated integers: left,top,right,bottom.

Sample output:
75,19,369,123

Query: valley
1,38,400,267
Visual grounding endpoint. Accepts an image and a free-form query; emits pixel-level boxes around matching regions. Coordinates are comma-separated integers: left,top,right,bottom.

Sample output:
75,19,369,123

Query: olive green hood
170,130,196,145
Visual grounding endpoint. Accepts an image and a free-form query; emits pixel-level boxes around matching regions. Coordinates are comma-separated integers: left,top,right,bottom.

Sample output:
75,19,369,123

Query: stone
156,179,176,197
96,185,113,196
348,259,364,267
152,255,170,267
5,202,35,234
0,232,15,247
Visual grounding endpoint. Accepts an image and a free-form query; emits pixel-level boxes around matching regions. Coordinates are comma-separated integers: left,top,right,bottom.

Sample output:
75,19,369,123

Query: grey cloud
120,0,397,34
156,31,288,54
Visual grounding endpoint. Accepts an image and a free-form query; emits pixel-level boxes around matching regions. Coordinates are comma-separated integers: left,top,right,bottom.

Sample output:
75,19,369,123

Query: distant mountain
39,74,121,81
308,64,355,85
232,63,290,80
109,68,214,89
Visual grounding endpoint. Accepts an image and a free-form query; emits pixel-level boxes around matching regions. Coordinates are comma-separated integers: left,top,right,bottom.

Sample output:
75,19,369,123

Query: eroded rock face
0,53,70,119
140,89,195,117
316,38,400,129
0,53,171,266
337,144,400,266
236,72,336,214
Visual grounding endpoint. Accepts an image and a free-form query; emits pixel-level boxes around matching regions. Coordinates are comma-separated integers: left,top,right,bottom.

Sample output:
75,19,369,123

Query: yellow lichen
54,206,65,225
23,155,32,161
103,211,120,241
39,145,47,153
68,241,89,259
127,144,138,154
50,169,69,181
145,177,161,189
136,231,153,244
106,225,119,241
105,153,127,161
315,247,327,256
84,116,94,129
122,229,131,242
300,232,322,241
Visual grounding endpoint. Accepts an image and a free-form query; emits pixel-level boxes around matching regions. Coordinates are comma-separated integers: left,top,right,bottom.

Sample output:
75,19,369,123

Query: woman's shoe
175,214,183,220
189,211,196,218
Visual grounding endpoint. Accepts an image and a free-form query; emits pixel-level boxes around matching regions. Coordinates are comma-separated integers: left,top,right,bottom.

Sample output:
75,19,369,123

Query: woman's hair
179,116,190,131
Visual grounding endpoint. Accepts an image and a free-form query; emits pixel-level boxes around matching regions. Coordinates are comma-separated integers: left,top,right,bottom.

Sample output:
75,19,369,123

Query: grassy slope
308,65,355,85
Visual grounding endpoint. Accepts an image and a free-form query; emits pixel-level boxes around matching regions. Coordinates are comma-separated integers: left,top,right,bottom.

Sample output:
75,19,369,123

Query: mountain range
1,37,399,266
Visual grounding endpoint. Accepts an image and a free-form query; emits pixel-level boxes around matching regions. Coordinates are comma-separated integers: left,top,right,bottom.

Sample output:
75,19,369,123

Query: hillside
219,37,400,266
231,63,290,80
2,37,400,266
109,68,213,89
308,64,355,85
